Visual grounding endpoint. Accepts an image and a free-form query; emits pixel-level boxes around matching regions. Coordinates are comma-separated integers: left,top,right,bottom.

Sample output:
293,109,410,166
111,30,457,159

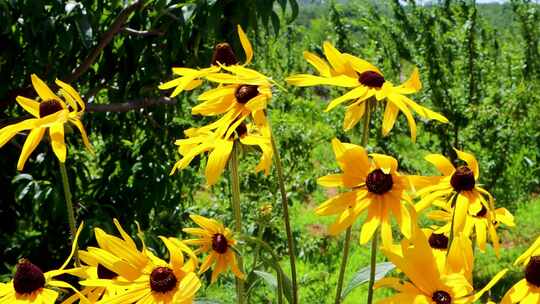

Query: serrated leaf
341,262,395,300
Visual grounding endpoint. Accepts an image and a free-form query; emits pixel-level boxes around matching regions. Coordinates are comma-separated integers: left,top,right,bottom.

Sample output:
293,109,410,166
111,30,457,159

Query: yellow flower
286,42,448,140
415,149,495,236
428,201,515,256
376,229,507,304
159,25,253,97
183,214,244,283
0,224,88,303
501,235,540,303
79,220,201,304
315,138,420,247
170,119,273,186
0,74,92,170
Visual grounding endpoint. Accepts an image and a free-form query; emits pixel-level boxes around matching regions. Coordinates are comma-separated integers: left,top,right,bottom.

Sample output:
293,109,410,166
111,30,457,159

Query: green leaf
194,299,222,304
271,11,280,36
254,270,278,289
341,262,395,300
75,14,93,49
288,0,298,23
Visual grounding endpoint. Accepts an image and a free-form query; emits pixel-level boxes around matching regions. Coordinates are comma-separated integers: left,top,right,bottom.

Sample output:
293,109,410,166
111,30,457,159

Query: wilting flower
0,224,87,303
415,149,495,236
315,138,423,247
79,220,201,304
0,74,92,170
501,235,540,303
428,200,515,256
183,214,244,283
170,120,272,186
159,25,253,97
375,229,507,304
286,42,448,140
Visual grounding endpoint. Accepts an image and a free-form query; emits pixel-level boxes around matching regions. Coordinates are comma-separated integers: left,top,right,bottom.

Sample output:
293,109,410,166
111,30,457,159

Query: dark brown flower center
366,169,393,194
212,42,238,66
97,264,118,280
150,267,177,293
475,205,488,218
450,166,475,192
39,99,63,118
428,233,449,250
235,85,259,104
525,256,540,287
358,71,385,88
13,260,46,294
212,233,229,254
432,290,452,304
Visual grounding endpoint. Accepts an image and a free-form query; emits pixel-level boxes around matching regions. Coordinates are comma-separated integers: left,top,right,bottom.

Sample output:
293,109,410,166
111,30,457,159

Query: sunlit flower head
286,42,448,141
0,224,87,303
501,235,540,303
183,214,244,283
0,74,92,170
159,25,253,97
79,220,201,304
428,200,514,256
170,118,273,186
376,229,506,304
415,149,495,236
315,138,422,247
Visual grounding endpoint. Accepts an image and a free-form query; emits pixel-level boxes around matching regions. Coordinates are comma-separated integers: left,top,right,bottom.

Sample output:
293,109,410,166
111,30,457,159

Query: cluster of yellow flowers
1,23,539,304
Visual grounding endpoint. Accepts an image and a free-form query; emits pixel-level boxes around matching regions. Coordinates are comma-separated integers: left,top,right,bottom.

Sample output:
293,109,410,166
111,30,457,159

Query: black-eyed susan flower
159,25,253,97
0,224,88,303
183,214,244,283
0,74,92,170
375,229,507,304
286,42,448,141
415,149,496,237
170,120,272,186
315,138,422,247
501,235,540,303
79,221,201,304
428,200,515,256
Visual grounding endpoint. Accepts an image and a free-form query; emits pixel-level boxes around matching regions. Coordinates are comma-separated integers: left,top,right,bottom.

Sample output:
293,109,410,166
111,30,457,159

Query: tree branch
87,97,176,113
65,0,145,83
121,27,164,37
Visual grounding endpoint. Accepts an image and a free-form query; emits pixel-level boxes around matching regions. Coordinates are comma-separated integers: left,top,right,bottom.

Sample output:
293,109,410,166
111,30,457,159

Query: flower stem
335,100,372,304
270,135,298,304
366,229,379,304
229,142,245,304
58,161,80,266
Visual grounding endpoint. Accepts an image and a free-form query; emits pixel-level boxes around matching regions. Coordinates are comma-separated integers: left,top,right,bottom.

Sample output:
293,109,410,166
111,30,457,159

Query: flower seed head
13,260,46,294
358,71,385,88
235,85,259,104
212,43,238,66
432,290,452,304
428,233,449,250
525,256,540,287
150,267,177,293
39,99,63,118
450,166,475,192
366,169,393,195
212,233,229,254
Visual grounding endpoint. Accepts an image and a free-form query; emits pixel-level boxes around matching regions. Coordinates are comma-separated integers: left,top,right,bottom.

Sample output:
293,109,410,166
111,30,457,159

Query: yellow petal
70,118,93,153
343,101,367,131
323,41,347,73
453,194,469,234
360,203,381,244
382,102,399,136
50,123,67,163
17,127,46,171
341,53,382,75
286,74,358,87
424,154,455,176
205,140,233,186
501,279,529,304
325,86,368,112
317,174,344,187
400,95,448,123
56,79,85,111
31,74,58,101
237,25,253,65
394,67,422,94
370,153,398,173
304,51,331,77
16,96,40,117
388,96,417,142
0,119,36,148
454,149,479,179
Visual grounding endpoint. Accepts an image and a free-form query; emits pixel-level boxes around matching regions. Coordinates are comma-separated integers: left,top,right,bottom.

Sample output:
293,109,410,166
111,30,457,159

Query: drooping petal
454,149,480,179
205,139,233,186
382,102,399,136
56,79,85,111
387,95,417,142
424,154,455,176
31,74,58,101
325,86,367,112
303,51,331,77
394,67,422,94
16,127,46,171
237,25,253,65
286,74,359,87
49,123,67,163
70,118,93,153
342,101,367,131
359,202,381,244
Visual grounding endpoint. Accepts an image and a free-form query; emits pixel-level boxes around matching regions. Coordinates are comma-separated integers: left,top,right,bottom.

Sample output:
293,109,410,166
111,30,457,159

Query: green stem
366,229,379,304
334,226,352,304
335,100,372,304
58,161,79,266
270,135,298,304
229,142,245,304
